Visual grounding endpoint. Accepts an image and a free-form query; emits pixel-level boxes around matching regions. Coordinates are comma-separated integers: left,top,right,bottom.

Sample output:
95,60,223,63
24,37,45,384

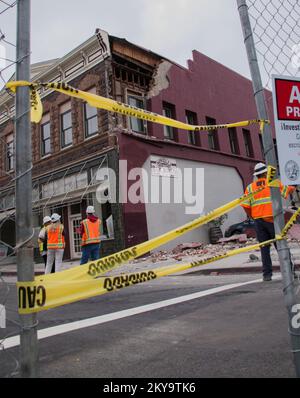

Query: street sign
272,75,300,185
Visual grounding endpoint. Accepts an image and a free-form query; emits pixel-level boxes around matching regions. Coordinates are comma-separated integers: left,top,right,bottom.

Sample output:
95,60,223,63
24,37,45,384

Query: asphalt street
0,273,297,378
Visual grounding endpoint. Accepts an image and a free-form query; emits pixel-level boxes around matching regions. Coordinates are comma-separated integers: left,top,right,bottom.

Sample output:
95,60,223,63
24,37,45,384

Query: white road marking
3,276,274,350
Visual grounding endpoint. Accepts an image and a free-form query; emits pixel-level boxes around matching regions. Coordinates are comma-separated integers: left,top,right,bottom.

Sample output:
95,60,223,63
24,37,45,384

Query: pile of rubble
130,235,259,264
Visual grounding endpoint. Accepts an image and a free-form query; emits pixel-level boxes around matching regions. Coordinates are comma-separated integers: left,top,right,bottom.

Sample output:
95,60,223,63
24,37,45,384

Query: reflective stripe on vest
81,219,100,246
38,226,46,253
38,241,44,253
47,225,65,249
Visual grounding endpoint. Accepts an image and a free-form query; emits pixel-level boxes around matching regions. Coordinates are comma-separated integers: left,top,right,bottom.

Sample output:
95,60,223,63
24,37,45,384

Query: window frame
186,110,200,146
228,127,240,155
242,128,254,158
83,88,98,139
60,109,73,149
41,120,51,157
6,134,14,172
127,93,147,134
162,102,177,141
206,116,219,151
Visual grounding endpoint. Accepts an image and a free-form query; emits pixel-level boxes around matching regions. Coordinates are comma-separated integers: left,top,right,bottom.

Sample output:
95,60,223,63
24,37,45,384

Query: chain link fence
0,0,21,378
247,0,300,89
1,0,300,378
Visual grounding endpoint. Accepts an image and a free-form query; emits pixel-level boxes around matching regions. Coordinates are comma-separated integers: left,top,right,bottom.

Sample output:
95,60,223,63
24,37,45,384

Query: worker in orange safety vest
44,213,65,274
241,162,295,281
79,205,101,265
38,215,55,273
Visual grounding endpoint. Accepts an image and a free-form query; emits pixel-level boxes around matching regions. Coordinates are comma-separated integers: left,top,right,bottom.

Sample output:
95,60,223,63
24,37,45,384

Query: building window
84,87,98,138
41,171,88,199
163,102,176,141
186,110,199,146
128,94,146,134
228,127,240,155
41,115,51,157
60,102,73,148
6,134,14,171
206,116,219,150
243,128,254,158
0,192,15,210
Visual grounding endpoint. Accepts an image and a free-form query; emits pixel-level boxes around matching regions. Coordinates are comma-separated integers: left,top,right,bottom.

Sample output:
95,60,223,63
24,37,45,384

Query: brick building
0,29,276,260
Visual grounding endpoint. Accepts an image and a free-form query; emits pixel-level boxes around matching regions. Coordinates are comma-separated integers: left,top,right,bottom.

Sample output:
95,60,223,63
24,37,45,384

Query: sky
0,0,252,89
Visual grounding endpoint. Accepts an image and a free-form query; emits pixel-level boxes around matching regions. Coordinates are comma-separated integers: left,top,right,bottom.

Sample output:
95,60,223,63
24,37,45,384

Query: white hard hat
86,205,95,214
51,213,61,222
253,162,268,176
43,216,51,224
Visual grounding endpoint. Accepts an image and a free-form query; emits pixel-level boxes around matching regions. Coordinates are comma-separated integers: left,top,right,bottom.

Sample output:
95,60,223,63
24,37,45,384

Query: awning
33,185,98,209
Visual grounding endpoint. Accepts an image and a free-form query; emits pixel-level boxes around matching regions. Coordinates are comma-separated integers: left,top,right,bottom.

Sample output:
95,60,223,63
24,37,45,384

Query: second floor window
84,87,98,138
41,120,51,157
128,94,146,134
163,102,176,140
60,102,73,148
6,135,14,171
186,110,199,146
243,129,254,158
61,110,73,148
228,127,240,155
206,116,219,150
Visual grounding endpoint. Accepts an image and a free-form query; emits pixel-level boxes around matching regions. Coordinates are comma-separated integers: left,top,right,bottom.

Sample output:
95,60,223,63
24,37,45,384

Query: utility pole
15,0,38,377
237,0,300,377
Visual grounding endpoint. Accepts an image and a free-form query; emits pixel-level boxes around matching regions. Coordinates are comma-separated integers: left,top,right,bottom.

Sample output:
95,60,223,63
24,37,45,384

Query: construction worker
45,213,65,274
38,215,55,273
80,205,101,265
241,162,295,281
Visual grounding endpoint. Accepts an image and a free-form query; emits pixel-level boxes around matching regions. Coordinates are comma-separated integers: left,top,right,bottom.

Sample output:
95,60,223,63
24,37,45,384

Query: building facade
0,29,277,260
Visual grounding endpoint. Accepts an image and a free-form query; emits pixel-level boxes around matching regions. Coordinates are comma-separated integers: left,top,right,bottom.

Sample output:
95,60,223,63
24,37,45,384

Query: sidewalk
1,242,300,277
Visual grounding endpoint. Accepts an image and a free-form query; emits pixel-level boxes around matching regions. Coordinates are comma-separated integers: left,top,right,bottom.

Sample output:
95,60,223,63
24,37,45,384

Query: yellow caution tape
6,81,269,132
281,207,300,237
17,237,279,314
35,182,266,287
266,165,281,188
7,82,42,123
30,87,43,123
17,179,276,314
6,80,280,313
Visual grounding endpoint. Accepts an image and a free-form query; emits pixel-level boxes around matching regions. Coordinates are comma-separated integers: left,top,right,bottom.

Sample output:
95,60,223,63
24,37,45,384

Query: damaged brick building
0,29,278,260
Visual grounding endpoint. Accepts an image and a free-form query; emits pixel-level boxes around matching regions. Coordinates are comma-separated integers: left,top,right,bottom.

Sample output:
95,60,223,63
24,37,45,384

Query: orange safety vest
81,219,101,246
47,224,65,250
241,178,295,222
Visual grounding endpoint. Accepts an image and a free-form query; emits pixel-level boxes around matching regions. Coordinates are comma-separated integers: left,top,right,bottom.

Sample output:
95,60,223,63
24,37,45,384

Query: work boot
263,275,272,282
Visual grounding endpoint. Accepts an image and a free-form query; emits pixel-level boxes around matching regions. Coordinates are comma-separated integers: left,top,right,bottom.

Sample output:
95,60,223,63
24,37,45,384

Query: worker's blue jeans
254,219,276,278
80,243,100,265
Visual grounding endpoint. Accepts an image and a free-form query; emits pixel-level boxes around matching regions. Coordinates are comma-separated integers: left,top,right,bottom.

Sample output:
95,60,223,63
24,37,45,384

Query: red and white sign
272,75,300,185
274,78,300,121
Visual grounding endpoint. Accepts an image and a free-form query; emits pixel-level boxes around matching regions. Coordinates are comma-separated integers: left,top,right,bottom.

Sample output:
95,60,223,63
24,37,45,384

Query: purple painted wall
119,50,275,247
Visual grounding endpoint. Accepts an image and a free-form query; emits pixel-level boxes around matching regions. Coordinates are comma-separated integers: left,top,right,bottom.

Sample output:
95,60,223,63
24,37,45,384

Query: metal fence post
237,0,300,377
15,0,38,378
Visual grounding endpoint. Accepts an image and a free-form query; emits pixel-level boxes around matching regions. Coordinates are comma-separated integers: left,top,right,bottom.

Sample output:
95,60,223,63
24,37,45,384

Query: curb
183,264,300,276
2,264,300,278
0,267,270,277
